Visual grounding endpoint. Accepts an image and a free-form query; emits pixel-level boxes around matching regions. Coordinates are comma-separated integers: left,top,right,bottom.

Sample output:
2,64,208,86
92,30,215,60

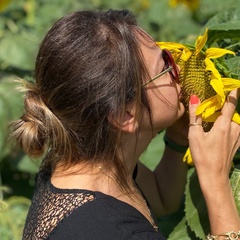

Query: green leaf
185,167,240,240
230,166,240,213
0,75,24,119
0,196,30,240
225,56,240,79
206,6,240,31
205,7,240,46
144,1,200,42
0,75,24,161
158,198,185,238
185,168,210,240
16,154,40,174
0,32,38,70
168,216,194,240
0,94,10,159
140,132,164,171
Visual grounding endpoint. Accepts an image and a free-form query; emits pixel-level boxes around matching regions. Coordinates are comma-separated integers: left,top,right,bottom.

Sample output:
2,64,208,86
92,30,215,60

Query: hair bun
10,81,49,157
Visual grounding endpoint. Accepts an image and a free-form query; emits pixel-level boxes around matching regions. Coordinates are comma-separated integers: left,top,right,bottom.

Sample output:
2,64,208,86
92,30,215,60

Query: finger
188,95,202,127
232,121,240,145
221,89,239,121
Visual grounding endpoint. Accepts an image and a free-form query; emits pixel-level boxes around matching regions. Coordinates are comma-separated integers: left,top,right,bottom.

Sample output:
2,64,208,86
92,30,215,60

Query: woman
10,9,240,239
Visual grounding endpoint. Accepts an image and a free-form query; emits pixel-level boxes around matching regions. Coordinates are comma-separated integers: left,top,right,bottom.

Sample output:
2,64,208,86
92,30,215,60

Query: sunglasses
142,49,179,87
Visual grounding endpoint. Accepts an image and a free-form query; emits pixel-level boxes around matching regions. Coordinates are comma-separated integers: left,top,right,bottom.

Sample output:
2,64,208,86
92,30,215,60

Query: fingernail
190,95,199,104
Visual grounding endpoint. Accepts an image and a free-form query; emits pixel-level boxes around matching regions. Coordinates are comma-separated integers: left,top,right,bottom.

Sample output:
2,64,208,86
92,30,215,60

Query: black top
22,168,166,240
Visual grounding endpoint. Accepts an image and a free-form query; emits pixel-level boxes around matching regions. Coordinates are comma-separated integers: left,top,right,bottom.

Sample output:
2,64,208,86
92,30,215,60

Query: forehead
136,31,162,70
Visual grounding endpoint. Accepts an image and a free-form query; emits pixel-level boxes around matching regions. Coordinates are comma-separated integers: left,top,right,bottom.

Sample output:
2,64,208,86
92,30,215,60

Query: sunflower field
1,0,240,239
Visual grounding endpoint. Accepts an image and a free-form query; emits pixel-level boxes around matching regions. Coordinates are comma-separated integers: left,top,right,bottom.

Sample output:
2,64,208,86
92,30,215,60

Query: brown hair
10,10,152,191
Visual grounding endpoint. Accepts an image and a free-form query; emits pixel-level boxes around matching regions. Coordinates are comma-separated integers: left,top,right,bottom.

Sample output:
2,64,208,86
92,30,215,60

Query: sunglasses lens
163,49,179,83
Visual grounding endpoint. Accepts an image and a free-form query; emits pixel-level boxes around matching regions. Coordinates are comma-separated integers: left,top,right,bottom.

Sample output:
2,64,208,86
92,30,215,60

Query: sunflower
169,0,199,11
157,29,240,165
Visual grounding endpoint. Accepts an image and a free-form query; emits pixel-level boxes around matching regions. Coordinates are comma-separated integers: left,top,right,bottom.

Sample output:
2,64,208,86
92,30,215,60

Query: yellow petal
210,79,225,97
205,58,221,80
195,29,208,56
183,148,194,165
204,58,226,97
196,96,215,114
156,42,186,50
181,48,193,61
202,111,221,122
196,95,222,116
232,112,240,124
156,41,192,61
216,94,225,107
222,78,240,91
206,48,235,59
202,105,218,119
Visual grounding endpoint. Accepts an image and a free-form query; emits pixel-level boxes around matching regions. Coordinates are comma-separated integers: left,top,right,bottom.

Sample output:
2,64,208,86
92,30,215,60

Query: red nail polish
190,95,199,104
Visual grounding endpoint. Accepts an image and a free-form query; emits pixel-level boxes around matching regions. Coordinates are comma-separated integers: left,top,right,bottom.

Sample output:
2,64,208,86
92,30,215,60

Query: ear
108,104,138,133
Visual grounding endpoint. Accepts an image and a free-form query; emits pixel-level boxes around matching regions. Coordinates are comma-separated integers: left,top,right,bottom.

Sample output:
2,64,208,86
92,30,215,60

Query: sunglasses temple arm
142,66,173,87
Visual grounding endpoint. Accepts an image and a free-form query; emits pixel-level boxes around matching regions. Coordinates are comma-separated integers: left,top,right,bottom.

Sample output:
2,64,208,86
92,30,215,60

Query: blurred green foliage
1,0,240,239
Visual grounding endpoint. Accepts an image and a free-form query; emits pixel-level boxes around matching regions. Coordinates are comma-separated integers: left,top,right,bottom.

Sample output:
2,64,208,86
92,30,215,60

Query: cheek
148,86,183,126
154,102,179,126
151,85,179,110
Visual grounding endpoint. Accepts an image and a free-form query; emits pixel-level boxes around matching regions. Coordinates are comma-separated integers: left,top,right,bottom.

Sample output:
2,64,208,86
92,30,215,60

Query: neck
121,129,157,174
51,128,154,191
51,163,122,195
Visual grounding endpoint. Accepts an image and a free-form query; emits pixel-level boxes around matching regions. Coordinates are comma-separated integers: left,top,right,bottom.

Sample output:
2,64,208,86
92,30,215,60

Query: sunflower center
178,52,216,131
178,53,215,108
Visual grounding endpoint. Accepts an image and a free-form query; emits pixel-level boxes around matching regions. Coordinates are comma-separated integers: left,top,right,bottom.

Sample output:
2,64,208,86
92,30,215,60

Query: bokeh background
1,0,240,239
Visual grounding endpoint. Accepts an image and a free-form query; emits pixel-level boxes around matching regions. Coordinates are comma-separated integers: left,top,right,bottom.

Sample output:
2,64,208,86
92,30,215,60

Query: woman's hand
188,89,240,235
188,90,240,184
